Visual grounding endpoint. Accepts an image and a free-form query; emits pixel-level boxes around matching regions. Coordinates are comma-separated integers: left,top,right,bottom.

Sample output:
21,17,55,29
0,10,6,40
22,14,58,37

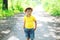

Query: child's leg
30,29,35,40
27,37,30,40
31,39,34,40
24,28,30,40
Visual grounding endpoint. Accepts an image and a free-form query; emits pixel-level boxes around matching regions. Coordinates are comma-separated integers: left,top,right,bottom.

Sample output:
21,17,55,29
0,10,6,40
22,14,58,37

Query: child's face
25,10,32,16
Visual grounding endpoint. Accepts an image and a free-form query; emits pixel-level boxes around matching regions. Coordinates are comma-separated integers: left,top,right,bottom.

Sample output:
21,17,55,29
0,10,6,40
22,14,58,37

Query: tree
2,0,8,10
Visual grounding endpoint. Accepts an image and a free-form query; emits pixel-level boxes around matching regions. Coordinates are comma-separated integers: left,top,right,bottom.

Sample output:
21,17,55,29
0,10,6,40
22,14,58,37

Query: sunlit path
32,4,56,40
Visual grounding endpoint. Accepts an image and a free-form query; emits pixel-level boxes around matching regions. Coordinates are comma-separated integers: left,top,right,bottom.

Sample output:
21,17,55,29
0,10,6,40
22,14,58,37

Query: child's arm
23,16,26,29
34,20,37,31
23,20,25,28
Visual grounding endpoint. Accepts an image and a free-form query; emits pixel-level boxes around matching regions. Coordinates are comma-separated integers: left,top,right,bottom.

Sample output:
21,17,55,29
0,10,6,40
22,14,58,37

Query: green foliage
0,0,2,9
15,5,23,12
8,0,37,11
41,0,60,16
0,0,38,19
2,10,14,17
0,10,14,18
51,7,60,16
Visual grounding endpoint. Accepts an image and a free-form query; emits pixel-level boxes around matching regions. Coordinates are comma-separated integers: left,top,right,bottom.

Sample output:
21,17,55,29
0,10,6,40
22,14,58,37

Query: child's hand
34,20,37,31
34,27,36,31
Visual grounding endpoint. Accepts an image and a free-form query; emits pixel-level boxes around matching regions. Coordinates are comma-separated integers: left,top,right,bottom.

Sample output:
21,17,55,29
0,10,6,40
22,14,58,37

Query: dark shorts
24,28,35,39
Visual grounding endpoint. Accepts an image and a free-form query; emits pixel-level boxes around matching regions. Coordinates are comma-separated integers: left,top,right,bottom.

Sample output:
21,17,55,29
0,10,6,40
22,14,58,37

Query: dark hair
25,7,33,12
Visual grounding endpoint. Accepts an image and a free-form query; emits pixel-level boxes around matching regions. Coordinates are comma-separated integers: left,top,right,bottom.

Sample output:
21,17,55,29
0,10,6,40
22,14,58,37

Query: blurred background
0,0,60,18
0,0,60,40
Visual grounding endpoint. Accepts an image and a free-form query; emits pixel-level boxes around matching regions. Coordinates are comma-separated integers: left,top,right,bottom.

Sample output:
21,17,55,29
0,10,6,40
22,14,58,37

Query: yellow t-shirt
24,15,36,29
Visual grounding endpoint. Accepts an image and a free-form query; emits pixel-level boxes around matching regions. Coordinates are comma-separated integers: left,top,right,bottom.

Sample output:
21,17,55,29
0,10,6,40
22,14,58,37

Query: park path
0,4,60,40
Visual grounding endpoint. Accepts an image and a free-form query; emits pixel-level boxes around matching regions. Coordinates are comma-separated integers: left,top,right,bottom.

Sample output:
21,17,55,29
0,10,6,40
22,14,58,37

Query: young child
23,7,37,40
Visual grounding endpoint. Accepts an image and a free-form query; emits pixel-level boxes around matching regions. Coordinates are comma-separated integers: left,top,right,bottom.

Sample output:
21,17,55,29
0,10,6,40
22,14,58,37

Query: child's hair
25,7,33,12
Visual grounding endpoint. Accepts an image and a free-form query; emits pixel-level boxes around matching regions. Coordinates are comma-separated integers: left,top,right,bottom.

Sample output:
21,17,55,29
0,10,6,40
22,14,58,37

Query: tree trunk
2,0,8,10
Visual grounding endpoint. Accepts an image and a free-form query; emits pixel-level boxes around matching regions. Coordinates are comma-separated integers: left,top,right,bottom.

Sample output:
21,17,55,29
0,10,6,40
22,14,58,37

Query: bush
16,5,23,12
51,8,60,16
41,0,60,16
